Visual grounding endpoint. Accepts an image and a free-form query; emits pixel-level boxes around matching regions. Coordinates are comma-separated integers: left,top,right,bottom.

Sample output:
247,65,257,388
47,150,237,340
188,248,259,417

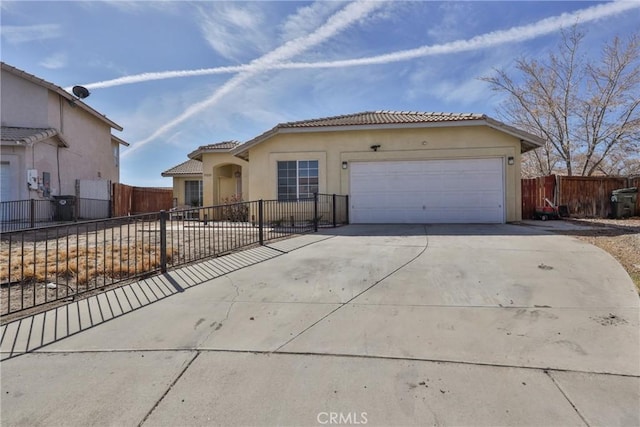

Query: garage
350,158,505,224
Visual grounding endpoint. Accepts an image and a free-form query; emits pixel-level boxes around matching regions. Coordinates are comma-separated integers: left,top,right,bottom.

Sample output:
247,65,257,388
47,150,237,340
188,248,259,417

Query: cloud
122,0,385,158
427,2,477,43
279,1,346,41
197,2,271,61
279,0,640,69
95,0,182,14
39,52,67,69
79,0,640,92
1,24,61,44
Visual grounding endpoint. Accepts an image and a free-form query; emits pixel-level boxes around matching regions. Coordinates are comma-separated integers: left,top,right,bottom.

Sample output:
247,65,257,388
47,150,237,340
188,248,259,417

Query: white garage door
350,159,505,224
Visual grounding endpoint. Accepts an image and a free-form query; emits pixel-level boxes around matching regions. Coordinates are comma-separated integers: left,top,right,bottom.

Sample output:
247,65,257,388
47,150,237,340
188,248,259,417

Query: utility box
53,195,76,221
610,187,637,219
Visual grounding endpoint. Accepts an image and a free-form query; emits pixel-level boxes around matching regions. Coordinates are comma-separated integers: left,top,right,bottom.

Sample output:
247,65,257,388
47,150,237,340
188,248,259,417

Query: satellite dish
72,86,90,99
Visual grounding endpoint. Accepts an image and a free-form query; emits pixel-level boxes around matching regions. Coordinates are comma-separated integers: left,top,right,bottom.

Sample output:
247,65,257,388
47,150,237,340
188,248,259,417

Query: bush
221,195,249,222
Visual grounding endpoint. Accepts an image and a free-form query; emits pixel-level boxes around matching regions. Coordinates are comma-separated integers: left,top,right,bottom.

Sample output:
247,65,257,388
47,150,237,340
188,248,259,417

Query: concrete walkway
1,224,638,426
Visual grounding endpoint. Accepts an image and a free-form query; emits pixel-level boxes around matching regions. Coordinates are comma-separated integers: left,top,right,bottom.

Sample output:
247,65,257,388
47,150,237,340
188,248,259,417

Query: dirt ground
557,217,640,290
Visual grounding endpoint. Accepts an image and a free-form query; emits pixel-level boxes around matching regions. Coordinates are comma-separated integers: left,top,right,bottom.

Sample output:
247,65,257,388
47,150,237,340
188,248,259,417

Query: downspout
57,95,64,194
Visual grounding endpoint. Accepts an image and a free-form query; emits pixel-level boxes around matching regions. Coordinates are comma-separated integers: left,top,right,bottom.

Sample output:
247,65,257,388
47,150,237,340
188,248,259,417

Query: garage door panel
350,159,504,224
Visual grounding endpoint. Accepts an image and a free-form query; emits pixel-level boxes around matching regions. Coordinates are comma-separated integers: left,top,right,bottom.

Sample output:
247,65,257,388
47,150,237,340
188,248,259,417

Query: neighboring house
161,158,203,208
166,111,544,224
0,62,128,204
162,141,248,208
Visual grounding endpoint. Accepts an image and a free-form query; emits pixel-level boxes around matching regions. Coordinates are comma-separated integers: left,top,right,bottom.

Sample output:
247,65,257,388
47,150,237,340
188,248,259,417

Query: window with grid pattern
277,160,318,200
184,180,203,206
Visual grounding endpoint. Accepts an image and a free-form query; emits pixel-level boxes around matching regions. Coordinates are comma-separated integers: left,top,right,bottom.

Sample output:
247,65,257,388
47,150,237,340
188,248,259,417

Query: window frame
277,160,319,201
184,180,203,207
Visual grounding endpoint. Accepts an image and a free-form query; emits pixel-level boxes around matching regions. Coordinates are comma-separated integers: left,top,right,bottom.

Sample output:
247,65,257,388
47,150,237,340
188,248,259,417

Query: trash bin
53,195,76,221
610,187,637,219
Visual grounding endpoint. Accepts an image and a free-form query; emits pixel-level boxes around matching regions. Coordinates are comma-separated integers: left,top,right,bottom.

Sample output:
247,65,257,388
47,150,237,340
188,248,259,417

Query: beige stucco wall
200,152,249,207
47,91,120,192
1,68,121,202
1,71,49,127
244,125,523,222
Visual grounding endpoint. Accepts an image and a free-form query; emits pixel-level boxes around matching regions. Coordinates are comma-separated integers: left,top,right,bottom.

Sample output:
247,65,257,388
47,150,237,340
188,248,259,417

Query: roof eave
231,115,546,158
161,172,202,177
230,126,291,160
1,128,69,148
111,134,130,147
187,149,203,161
482,117,545,153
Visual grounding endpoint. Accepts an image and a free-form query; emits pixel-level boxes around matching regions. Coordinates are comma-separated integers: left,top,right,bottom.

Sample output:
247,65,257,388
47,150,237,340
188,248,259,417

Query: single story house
164,111,544,224
162,141,248,208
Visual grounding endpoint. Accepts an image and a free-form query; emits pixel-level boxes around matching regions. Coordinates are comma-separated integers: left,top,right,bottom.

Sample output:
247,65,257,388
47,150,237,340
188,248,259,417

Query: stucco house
0,62,128,204
162,141,248,208
164,111,544,224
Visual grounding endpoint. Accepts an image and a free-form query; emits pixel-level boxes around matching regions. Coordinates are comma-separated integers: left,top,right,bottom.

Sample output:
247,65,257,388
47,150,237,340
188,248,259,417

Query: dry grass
0,243,175,285
1,219,267,317
0,242,176,316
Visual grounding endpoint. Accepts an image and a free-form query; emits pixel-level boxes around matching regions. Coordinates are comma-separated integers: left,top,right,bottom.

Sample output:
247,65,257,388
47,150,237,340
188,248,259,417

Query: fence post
345,195,349,224
258,200,264,245
30,199,35,228
159,210,168,273
332,194,337,227
313,193,319,232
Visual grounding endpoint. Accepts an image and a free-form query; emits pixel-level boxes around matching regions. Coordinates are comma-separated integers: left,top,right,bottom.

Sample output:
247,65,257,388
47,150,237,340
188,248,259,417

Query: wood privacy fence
112,183,173,216
521,175,557,220
521,175,640,218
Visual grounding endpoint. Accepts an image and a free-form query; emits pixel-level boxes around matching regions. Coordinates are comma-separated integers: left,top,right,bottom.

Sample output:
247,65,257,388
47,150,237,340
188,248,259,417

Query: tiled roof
1,126,67,146
279,111,486,128
161,159,202,177
188,140,239,160
232,110,544,157
196,141,240,150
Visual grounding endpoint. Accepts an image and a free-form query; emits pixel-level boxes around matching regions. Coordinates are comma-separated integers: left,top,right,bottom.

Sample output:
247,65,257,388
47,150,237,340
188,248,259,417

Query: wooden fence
112,183,173,216
521,175,639,218
521,175,556,220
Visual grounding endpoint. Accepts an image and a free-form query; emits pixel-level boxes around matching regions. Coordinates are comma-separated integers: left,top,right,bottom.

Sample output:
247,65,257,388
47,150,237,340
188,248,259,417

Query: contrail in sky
122,0,384,157
78,0,638,92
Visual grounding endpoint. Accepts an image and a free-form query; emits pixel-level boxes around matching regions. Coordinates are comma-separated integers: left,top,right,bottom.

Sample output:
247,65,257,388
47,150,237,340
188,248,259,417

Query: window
113,145,119,167
184,180,203,206
277,160,318,200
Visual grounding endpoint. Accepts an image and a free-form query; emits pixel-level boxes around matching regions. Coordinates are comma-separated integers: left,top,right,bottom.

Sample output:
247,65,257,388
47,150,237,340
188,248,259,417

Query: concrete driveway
1,224,639,426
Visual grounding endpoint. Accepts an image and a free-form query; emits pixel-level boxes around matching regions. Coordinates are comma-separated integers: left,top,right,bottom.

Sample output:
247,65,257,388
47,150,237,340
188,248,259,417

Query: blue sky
2,1,639,187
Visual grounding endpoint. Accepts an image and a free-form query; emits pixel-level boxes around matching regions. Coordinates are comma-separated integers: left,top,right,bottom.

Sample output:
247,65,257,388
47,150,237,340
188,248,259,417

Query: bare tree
482,28,640,176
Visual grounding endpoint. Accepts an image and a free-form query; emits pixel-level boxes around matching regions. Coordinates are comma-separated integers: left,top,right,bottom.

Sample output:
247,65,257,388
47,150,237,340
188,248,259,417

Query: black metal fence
0,198,112,233
1,194,348,317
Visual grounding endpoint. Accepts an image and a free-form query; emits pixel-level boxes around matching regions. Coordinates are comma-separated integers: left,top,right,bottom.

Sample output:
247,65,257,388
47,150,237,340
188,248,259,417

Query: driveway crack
138,350,200,426
545,370,591,427
197,276,239,347
222,275,240,323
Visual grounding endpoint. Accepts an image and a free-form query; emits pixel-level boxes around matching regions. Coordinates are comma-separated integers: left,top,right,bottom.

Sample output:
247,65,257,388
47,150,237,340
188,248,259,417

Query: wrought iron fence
0,197,112,232
1,194,348,317
0,199,56,232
